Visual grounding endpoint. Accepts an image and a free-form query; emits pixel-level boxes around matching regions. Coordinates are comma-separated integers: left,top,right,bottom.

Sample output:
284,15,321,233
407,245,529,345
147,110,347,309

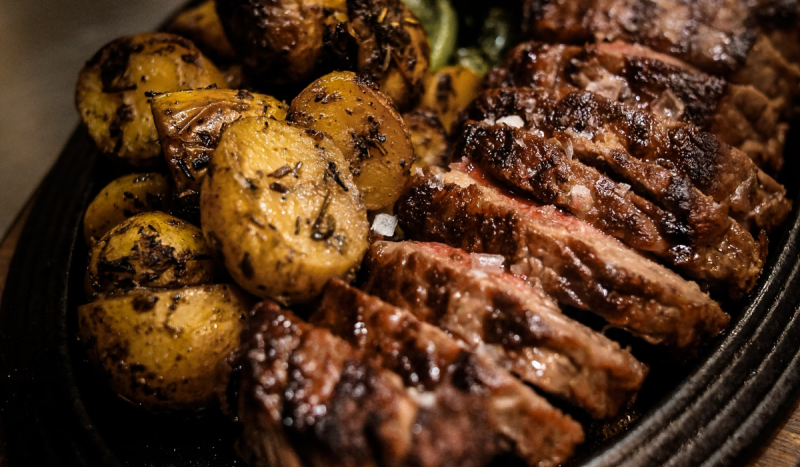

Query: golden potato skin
216,0,327,85
290,71,414,210
419,65,482,134
151,89,288,214
201,117,369,303
75,33,228,167
83,173,172,245
86,212,215,300
167,0,237,63
77,285,252,411
404,111,449,169
348,0,431,110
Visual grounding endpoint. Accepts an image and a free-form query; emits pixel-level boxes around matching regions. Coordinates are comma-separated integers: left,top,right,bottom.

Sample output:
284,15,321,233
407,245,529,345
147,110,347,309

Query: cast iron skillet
2,4,800,467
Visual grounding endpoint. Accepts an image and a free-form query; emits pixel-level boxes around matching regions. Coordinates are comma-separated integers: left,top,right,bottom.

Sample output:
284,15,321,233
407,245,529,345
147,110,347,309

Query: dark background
0,0,184,237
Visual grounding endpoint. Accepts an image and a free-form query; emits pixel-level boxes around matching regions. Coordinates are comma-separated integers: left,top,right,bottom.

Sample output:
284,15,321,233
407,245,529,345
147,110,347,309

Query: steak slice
363,240,649,418
312,279,584,467
466,86,791,234
485,41,789,172
239,302,507,467
458,121,764,294
395,168,730,351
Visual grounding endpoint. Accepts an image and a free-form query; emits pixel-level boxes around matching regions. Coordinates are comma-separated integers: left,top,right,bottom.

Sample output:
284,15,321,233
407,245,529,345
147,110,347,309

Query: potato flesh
201,117,369,303
77,285,251,410
167,0,237,63
75,33,228,167
151,89,288,212
404,111,449,169
86,212,215,299
83,173,171,245
290,71,414,210
419,65,482,134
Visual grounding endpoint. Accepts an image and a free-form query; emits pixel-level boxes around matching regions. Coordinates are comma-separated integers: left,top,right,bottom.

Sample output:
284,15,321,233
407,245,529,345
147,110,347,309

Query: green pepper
402,0,458,71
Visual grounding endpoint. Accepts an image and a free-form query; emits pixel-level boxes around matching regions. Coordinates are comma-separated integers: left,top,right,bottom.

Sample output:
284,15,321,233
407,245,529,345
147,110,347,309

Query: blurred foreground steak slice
485,41,790,172
395,169,730,351
465,86,791,236
458,121,764,294
239,302,508,467
363,241,649,418
312,280,584,467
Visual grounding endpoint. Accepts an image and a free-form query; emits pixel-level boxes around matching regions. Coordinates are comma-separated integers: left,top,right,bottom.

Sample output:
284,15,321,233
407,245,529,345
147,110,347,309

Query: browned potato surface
290,71,414,210
83,173,172,245
404,111,449,169
151,89,287,213
202,117,369,303
78,284,252,411
86,212,215,300
419,65,482,134
348,0,431,110
167,0,237,63
76,33,228,167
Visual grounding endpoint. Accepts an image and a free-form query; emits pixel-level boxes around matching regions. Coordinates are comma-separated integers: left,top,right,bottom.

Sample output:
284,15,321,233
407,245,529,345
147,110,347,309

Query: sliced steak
395,168,730,351
485,41,789,172
363,240,649,418
312,279,584,467
239,301,506,467
458,121,764,293
465,86,791,234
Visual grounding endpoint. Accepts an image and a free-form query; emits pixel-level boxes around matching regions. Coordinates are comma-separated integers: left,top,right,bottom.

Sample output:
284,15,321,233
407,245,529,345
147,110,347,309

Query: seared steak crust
485,41,788,171
363,240,649,418
395,169,729,351
459,121,763,293
312,279,584,467
466,87,791,234
239,302,502,467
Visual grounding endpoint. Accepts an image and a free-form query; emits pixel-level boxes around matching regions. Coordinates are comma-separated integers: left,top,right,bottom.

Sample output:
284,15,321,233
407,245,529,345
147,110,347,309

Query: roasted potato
348,0,431,110
216,0,328,85
86,212,215,300
419,65,482,134
75,33,228,167
167,0,237,63
83,173,172,245
77,284,252,411
151,89,288,214
201,117,369,303
290,71,414,210
404,111,449,169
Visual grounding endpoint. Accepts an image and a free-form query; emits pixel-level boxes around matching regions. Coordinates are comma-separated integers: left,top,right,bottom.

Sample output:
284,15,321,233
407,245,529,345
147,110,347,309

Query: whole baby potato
75,33,228,167
86,212,215,300
201,117,369,303
77,284,252,411
83,173,172,245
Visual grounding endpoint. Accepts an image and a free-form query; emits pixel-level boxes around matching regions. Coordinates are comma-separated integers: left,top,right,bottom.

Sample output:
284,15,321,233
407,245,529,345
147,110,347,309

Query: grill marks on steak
458,121,764,294
312,279,584,467
485,41,789,172
395,169,729,351
362,240,649,418
465,87,791,235
239,302,507,467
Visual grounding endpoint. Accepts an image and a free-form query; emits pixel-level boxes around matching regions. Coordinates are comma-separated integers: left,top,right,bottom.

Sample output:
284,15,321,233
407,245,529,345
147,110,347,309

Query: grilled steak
485,41,789,171
239,301,508,467
458,121,764,293
465,86,791,234
312,279,585,466
362,240,649,418
395,168,730,351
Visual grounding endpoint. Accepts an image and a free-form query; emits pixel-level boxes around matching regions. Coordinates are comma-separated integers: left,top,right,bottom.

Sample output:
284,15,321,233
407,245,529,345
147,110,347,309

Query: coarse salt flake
496,115,525,128
371,214,397,237
470,253,505,274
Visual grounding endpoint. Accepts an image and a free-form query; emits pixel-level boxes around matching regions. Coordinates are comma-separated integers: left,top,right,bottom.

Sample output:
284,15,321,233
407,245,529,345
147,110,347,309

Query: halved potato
419,65,482,134
75,33,228,167
151,88,288,213
77,284,252,411
167,0,237,63
404,111,449,169
201,117,369,303
86,212,215,300
290,71,414,210
83,173,172,245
